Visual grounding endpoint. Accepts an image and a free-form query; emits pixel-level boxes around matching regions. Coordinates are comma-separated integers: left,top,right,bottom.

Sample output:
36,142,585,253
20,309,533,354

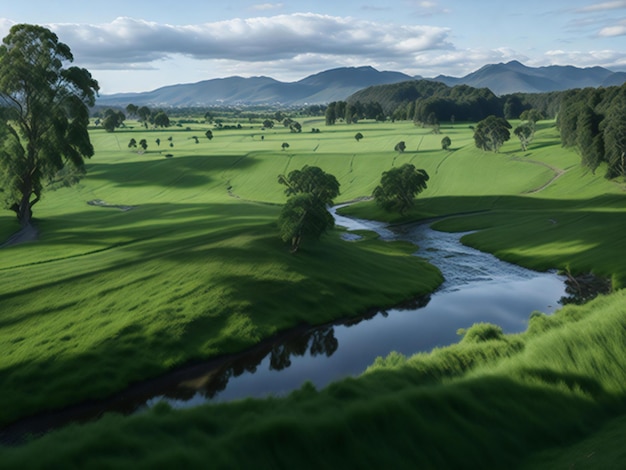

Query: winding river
142,208,565,409
1,209,566,442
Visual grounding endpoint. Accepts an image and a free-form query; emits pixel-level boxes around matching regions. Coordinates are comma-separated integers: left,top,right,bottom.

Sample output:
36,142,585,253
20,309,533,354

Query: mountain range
96,61,626,108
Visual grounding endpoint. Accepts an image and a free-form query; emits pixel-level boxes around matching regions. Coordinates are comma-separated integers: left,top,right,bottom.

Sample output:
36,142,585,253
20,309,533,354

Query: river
0,208,566,442
143,208,566,409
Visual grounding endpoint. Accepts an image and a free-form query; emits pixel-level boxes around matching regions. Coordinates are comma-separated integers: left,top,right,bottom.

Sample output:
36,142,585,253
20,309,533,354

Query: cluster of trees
0,24,98,226
97,104,171,132
473,116,512,153
347,79,573,125
558,84,626,178
325,101,385,125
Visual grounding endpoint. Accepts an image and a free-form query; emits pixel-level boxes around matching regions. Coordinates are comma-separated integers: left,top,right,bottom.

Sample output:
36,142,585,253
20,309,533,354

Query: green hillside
1,117,625,467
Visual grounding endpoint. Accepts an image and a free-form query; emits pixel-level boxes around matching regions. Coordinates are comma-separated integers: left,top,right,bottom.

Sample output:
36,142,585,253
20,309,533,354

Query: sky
1,0,625,94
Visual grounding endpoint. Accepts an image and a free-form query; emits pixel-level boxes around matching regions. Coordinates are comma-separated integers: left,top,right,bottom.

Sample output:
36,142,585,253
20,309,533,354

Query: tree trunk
15,193,34,227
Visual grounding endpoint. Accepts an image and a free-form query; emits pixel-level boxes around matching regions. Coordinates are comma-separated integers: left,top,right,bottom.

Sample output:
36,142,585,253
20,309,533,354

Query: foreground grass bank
1,289,624,468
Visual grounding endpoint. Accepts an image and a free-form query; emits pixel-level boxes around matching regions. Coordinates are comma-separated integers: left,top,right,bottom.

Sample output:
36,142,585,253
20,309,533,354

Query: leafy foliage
0,24,99,225
277,193,335,252
373,163,429,214
473,115,512,153
278,165,340,205
277,165,340,252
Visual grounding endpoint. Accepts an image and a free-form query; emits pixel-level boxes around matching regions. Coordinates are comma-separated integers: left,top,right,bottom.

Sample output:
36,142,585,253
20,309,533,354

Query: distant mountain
96,66,413,107
96,61,626,108
432,60,625,95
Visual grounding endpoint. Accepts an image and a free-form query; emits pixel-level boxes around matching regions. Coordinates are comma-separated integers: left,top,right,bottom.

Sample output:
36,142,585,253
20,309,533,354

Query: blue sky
1,0,625,93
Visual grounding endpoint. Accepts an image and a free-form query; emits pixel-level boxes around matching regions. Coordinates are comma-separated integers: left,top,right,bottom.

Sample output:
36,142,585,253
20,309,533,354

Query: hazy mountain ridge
96,61,626,107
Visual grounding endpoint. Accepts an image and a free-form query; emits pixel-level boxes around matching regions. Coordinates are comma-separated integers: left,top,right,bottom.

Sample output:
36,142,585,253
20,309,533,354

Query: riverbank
1,287,624,468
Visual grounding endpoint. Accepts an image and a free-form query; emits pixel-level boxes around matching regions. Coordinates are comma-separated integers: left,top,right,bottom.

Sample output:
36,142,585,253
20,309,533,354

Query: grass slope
1,117,625,467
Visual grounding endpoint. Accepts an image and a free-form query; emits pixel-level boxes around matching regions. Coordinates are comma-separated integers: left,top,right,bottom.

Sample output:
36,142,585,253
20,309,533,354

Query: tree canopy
473,116,512,153
0,24,99,226
278,165,340,205
373,164,429,215
277,165,340,252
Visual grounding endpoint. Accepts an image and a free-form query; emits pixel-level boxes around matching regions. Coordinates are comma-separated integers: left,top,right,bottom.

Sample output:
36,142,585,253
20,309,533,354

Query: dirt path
511,156,566,194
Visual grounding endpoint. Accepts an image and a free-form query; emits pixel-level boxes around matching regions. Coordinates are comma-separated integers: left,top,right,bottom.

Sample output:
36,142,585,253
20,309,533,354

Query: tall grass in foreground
1,290,624,468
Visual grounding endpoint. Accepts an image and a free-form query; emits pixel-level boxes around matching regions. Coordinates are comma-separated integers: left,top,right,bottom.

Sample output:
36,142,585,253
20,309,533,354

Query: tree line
557,83,626,179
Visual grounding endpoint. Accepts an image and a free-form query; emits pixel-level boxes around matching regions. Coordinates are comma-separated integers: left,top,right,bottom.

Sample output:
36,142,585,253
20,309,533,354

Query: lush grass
0,120,444,426
1,118,626,467
1,289,624,468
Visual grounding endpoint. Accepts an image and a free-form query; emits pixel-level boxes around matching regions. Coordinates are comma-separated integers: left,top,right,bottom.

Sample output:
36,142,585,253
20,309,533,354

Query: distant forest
340,80,625,180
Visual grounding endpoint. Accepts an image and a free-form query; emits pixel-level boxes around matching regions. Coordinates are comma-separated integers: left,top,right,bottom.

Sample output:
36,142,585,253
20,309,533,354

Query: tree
153,111,170,128
262,119,274,129
355,132,364,142
373,164,429,215
520,109,544,124
139,139,148,152
0,24,98,226
137,106,151,123
277,193,335,253
281,142,290,151
602,102,626,178
441,136,451,150
155,138,161,147
205,129,213,140
125,103,138,119
128,138,137,149
473,116,511,153
277,165,340,252
102,109,125,132
325,102,337,125
514,124,533,151
278,165,340,205
394,141,406,152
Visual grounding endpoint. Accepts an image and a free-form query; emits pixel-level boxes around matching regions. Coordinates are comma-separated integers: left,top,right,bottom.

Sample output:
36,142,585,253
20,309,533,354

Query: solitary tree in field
281,142,290,151
0,24,98,226
278,165,340,205
373,164,429,215
473,116,511,153
277,165,340,252
262,119,274,129
205,129,213,140
394,141,406,152
355,132,364,142
441,136,451,150
139,139,148,152
128,138,137,149
155,138,161,147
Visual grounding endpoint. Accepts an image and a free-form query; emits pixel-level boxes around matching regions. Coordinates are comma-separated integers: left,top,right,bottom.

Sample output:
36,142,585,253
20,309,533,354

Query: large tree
0,24,99,226
473,116,511,153
277,165,340,252
278,165,340,205
373,164,429,215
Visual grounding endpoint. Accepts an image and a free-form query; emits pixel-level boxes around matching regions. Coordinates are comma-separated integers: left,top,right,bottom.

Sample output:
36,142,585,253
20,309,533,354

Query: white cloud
45,14,452,69
251,3,284,11
577,1,626,12
543,49,626,69
599,19,626,36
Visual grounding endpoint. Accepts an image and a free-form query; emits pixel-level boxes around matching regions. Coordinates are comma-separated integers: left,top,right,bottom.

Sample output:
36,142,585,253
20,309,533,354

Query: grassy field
1,116,625,467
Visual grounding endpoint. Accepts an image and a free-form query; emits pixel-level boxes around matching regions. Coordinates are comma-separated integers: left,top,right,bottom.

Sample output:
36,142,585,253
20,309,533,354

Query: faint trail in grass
511,156,566,194
434,150,455,174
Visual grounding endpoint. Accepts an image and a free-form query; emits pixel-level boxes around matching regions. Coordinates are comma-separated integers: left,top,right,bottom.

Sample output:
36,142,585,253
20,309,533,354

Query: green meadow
1,117,625,467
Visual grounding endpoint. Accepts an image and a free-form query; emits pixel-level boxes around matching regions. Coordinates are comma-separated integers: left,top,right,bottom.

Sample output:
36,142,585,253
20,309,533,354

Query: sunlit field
1,117,625,467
